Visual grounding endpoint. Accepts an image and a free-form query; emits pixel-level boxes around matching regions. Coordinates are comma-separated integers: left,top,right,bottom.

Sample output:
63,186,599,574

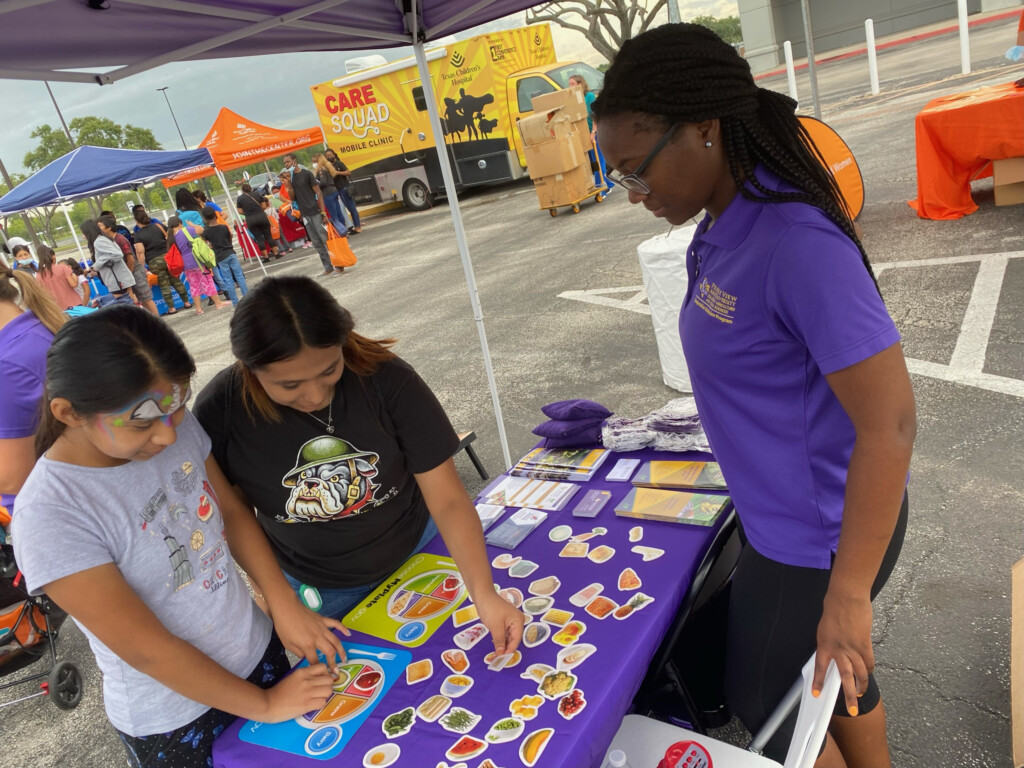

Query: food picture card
614,488,732,526
485,508,549,550
632,460,728,491
477,475,580,512
342,554,468,646
237,642,412,761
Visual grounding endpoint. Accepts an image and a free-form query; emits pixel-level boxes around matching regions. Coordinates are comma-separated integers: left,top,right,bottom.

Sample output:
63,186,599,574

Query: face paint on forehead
127,383,190,422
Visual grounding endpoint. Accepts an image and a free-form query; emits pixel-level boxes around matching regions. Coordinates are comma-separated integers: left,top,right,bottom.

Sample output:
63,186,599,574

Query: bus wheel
402,179,432,212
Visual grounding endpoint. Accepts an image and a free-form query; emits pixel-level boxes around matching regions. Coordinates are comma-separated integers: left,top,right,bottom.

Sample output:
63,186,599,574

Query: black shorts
117,631,289,768
724,492,908,761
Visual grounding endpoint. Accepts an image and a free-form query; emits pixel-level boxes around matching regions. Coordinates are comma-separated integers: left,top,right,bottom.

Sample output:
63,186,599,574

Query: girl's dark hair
229,275,397,422
79,218,102,257
592,23,876,289
193,190,208,202
240,183,253,194
35,305,196,457
61,257,84,276
202,205,217,223
175,188,202,212
165,215,182,251
98,213,117,233
132,205,151,226
0,262,66,335
38,245,57,277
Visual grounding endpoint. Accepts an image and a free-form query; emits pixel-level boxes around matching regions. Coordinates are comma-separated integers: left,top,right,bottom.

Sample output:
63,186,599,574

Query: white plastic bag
636,225,697,393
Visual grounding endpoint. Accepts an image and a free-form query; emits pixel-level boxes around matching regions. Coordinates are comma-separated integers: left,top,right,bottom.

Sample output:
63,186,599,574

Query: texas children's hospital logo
280,436,382,523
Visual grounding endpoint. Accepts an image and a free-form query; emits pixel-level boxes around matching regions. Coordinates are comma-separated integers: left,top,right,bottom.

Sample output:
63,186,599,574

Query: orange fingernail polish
812,689,821,698
849,705,858,716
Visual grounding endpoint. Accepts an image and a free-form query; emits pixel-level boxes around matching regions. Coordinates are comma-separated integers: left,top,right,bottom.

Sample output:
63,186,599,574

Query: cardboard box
993,157,1024,207
531,86,588,123
518,110,574,146
1014,558,1024,768
573,118,593,152
524,129,589,179
533,163,595,209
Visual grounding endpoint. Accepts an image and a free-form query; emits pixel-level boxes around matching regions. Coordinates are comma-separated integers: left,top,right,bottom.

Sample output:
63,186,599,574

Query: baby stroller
0,543,83,711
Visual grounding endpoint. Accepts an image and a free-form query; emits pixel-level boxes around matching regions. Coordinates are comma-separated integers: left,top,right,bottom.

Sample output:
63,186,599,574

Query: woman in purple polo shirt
0,263,66,538
594,25,915,768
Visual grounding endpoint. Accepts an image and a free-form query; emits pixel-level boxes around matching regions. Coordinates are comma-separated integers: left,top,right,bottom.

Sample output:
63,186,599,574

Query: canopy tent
161,108,323,187
0,0,556,468
0,145,214,260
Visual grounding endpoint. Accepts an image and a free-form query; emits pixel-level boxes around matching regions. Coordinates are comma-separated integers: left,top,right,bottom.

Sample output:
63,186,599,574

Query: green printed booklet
632,460,728,490
509,447,610,481
342,553,467,647
614,487,731,526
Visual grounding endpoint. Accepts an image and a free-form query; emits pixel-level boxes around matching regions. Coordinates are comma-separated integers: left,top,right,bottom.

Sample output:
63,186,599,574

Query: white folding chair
606,655,842,768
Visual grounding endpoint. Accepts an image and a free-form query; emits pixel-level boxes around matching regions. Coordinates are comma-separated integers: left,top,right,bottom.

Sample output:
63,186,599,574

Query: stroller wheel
48,661,83,710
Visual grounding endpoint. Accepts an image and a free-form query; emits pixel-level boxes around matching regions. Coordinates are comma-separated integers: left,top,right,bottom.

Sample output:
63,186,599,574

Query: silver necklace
306,400,334,434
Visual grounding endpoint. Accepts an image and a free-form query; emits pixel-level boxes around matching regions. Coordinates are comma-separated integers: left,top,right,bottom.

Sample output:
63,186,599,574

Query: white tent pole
216,168,267,277
412,40,512,469
61,202,87,261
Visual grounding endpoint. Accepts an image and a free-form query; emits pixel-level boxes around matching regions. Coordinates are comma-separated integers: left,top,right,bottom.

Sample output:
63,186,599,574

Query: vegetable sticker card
238,642,412,761
343,553,468,647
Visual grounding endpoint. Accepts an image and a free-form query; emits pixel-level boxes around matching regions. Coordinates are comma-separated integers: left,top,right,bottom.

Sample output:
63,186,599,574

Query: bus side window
412,86,427,112
516,76,556,112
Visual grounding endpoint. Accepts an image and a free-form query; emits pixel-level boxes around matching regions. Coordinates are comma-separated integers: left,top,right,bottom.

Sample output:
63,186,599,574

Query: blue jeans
283,517,439,620
592,137,615,190
215,253,248,305
323,191,350,235
339,187,361,228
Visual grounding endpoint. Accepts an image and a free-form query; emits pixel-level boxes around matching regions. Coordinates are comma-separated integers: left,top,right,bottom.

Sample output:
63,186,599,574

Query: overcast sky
0,1,737,177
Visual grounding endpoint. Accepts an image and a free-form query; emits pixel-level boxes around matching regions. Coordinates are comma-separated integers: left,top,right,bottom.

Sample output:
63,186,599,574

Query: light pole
157,87,188,150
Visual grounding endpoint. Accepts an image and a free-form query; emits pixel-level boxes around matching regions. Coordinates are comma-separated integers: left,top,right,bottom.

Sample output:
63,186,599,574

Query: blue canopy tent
0,145,215,260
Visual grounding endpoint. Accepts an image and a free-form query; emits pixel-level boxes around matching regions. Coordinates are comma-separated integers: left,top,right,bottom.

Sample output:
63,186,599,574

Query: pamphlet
632,460,728,491
510,447,610,481
614,487,731,526
571,489,613,518
475,503,506,532
477,475,580,512
485,508,549,549
606,458,641,482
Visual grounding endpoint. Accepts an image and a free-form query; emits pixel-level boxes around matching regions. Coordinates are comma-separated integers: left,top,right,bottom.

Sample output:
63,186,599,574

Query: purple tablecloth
214,447,725,768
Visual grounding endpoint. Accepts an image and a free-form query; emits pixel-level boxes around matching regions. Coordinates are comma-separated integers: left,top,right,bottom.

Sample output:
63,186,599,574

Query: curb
754,8,1021,80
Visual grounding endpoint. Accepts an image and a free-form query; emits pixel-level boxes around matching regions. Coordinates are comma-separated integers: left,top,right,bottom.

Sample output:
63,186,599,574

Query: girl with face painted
594,23,915,768
13,305,349,768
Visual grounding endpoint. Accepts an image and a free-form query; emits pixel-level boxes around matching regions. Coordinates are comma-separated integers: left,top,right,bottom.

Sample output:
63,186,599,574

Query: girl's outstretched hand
261,663,335,723
475,591,525,656
270,597,349,672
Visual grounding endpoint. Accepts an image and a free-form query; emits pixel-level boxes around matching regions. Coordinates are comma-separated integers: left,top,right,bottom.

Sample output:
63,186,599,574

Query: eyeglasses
607,122,680,194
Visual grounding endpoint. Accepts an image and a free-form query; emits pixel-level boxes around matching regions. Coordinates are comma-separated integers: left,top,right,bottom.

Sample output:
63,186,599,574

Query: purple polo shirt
680,168,900,569
0,312,54,517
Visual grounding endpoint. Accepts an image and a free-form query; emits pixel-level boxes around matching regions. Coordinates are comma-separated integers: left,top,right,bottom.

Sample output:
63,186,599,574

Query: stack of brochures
477,475,580,512
614,487,731,526
509,447,610,482
631,460,728,491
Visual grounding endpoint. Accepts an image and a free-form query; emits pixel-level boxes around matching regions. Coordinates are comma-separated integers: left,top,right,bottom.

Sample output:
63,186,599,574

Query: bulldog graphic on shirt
279,436,380,523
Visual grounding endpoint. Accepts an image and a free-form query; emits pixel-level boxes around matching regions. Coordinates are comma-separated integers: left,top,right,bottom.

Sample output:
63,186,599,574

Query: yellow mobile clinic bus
310,24,604,211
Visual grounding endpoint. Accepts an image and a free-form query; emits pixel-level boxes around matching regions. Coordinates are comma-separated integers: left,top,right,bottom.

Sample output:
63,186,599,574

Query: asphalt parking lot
4,16,1023,767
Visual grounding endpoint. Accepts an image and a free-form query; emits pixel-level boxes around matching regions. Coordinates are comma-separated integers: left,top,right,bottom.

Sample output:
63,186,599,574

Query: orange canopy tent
161,108,323,187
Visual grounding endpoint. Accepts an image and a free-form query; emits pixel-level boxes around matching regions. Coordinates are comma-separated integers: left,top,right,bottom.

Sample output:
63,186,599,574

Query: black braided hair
592,23,878,291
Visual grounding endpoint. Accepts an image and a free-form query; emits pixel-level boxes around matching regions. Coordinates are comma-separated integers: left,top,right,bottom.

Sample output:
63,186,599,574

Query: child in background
12,306,348,768
166,216,228,316
202,206,248,307
61,257,92,306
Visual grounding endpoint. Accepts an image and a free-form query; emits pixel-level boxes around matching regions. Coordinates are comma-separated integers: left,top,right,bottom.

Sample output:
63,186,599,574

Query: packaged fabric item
540,399,613,420
532,417,605,440
601,397,710,454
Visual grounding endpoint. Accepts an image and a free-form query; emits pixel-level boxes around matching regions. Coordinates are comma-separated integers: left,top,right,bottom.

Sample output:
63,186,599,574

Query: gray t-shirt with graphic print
12,410,271,737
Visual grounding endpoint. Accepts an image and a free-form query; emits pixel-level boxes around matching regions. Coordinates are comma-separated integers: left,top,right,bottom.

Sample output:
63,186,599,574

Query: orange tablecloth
909,82,1024,220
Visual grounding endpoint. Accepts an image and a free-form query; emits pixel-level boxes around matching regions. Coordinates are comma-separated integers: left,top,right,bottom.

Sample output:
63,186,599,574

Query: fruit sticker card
343,554,468,647
237,642,412,761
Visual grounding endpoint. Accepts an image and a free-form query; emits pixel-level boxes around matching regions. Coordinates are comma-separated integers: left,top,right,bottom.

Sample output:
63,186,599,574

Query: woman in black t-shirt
235,184,278,261
195,276,524,656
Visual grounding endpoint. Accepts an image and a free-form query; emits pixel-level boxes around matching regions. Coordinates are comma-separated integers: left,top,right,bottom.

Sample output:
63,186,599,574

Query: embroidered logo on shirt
279,436,381,523
695,277,737,325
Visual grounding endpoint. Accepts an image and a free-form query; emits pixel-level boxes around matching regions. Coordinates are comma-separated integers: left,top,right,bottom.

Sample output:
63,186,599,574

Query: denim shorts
283,517,439,620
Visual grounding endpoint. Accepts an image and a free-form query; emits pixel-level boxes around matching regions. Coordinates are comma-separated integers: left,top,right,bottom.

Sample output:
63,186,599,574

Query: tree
691,14,742,44
526,0,668,63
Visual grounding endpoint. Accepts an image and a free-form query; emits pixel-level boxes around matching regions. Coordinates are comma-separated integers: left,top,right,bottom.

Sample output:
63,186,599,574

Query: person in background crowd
167,216,227,315
279,155,343,278
269,182,305,251
593,24,915,768
3,235,36,262
132,206,191,315
99,215,158,316
81,218,135,304
312,153,349,237
202,206,247,307
176,190,228,304
61,258,91,306
100,210,136,243
10,243,38,274
569,74,615,192
131,204,163,234
35,246,83,310
193,191,227,225
236,183,279,264
324,149,361,234
0,262,66,541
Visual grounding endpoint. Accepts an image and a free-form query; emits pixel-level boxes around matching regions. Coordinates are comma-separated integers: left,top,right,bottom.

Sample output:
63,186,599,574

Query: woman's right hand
261,663,335,723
